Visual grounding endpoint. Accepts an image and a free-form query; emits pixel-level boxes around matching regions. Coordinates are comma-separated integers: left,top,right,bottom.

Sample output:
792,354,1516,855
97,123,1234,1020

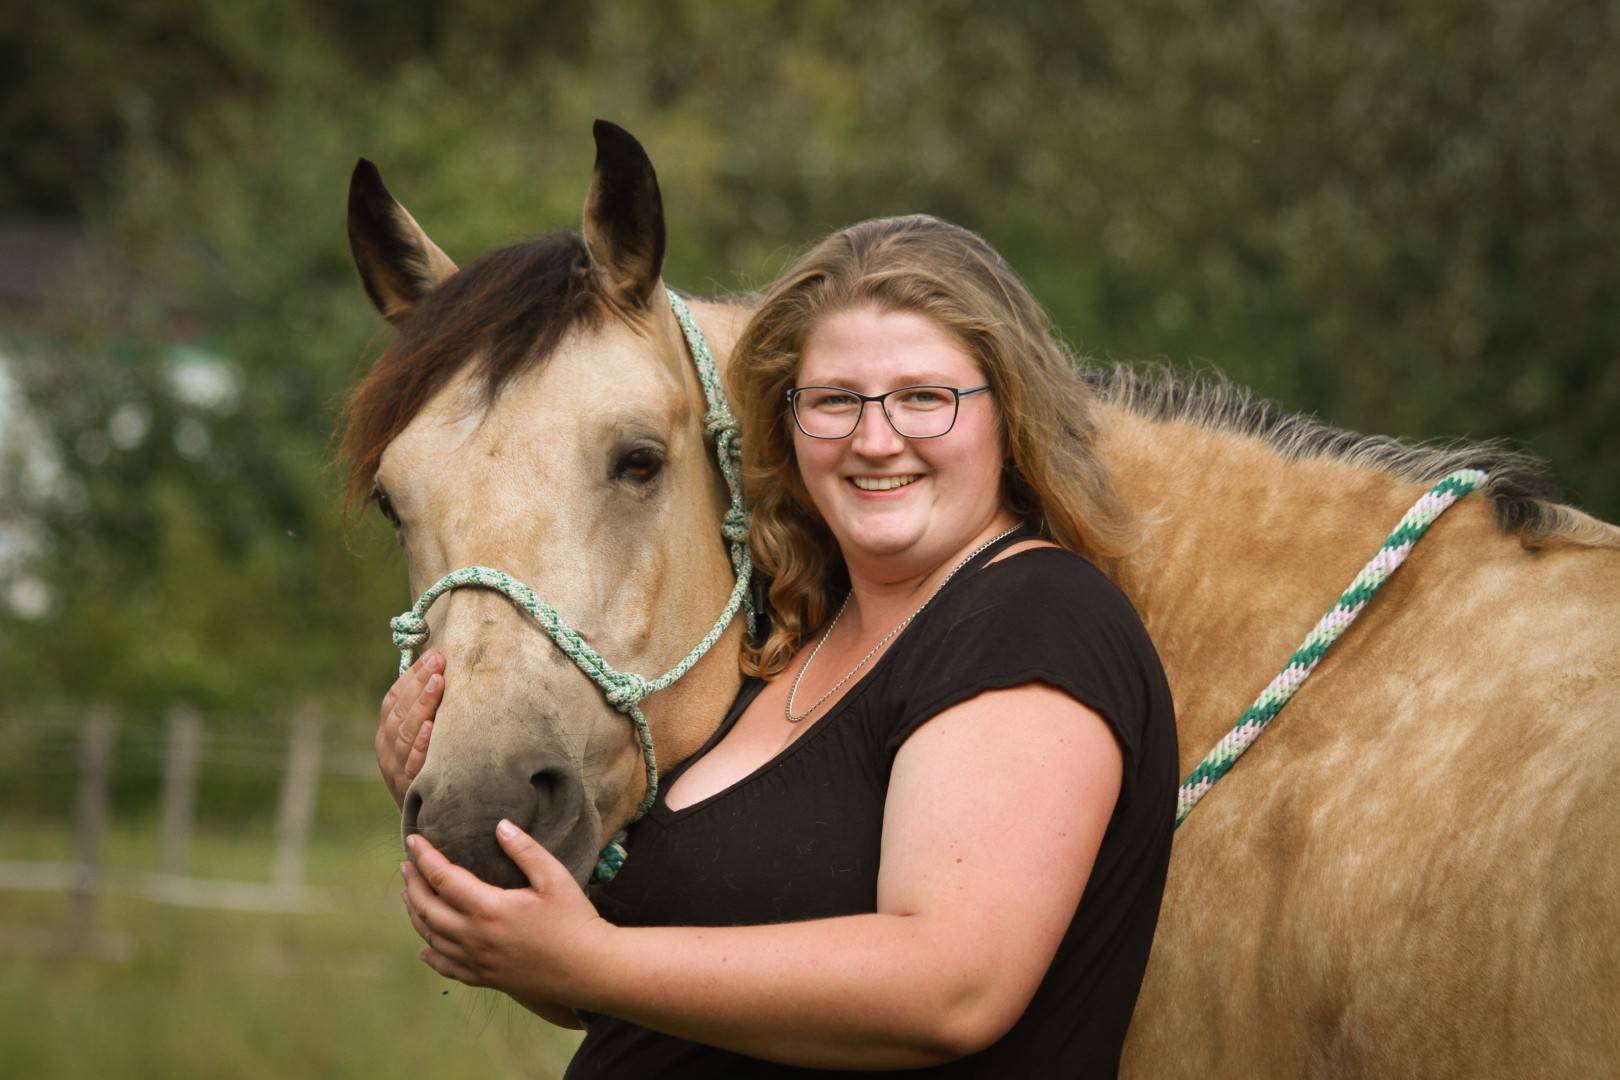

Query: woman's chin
833,517,926,562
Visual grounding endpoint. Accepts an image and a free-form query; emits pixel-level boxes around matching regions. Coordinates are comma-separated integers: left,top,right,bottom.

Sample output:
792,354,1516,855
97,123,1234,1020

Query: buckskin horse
340,122,1620,1077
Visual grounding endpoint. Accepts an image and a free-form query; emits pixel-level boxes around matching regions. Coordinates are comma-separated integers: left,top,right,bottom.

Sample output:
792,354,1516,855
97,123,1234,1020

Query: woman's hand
376,650,444,808
401,821,610,1026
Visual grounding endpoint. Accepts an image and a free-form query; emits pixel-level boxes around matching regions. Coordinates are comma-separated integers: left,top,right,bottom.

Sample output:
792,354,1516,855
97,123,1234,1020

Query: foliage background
1,2,1615,1076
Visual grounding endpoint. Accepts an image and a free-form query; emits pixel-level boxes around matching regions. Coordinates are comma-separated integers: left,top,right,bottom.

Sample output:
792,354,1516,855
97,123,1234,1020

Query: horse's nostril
401,788,423,842
531,767,567,814
529,765,588,836
524,764,593,879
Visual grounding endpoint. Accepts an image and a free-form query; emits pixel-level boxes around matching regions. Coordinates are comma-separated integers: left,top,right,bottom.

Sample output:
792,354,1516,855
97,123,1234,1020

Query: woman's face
792,304,1006,582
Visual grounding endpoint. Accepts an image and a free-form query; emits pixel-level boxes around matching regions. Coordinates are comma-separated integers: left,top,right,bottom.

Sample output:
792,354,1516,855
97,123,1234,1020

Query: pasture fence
0,703,383,955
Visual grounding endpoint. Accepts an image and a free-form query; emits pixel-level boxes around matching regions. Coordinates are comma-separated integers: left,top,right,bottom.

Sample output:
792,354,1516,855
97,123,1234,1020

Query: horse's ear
347,159,458,325
583,120,666,310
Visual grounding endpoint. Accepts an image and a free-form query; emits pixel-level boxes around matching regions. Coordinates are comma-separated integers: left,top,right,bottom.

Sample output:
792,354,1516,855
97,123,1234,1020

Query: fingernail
405,834,419,853
426,674,442,693
425,651,444,672
496,819,519,840
400,862,409,878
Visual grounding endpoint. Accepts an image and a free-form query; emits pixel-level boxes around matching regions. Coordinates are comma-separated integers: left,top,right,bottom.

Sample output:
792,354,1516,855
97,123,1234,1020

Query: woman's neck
838,512,1021,640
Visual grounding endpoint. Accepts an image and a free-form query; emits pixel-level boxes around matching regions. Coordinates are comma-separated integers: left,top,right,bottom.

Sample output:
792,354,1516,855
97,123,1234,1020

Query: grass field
0,817,583,1078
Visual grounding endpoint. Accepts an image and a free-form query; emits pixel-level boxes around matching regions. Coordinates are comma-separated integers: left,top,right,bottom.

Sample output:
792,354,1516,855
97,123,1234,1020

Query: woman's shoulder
879,542,1171,762
895,542,1161,692
949,543,1143,634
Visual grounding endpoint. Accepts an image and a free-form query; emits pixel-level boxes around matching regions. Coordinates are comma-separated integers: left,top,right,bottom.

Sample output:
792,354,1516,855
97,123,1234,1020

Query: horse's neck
1095,404,1469,768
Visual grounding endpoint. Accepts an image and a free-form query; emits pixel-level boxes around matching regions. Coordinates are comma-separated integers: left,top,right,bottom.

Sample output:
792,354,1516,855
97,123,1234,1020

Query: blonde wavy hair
728,215,1137,677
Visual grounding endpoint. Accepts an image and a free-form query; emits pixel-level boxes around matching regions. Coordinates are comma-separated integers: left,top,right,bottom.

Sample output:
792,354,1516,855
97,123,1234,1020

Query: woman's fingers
377,651,445,804
404,719,433,784
393,670,441,776
390,653,444,753
402,882,433,939
495,818,573,895
401,880,469,963
378,651,418,718
419,945,478,985
382,651,431,727
377,655,421,769
405,834,491,914
402,860,476,955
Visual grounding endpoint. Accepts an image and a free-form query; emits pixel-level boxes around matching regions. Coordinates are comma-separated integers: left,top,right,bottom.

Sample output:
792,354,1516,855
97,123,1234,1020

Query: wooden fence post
272,704,323,888
72,708,115,948
159,706,202,877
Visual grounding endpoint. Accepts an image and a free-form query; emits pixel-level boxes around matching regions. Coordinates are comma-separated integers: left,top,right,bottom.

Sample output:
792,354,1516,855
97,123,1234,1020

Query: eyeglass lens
793,386,962,439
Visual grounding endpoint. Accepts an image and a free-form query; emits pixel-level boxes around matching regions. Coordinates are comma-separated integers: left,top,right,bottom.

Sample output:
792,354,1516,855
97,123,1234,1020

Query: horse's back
1126,515,1620,1078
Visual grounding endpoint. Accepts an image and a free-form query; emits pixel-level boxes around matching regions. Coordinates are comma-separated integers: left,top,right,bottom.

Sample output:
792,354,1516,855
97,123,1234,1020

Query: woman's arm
403,680,1122,1069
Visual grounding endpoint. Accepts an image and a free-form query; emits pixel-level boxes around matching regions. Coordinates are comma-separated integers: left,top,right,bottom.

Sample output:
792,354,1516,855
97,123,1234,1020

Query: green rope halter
1176,468,1487,827
389,287,754,883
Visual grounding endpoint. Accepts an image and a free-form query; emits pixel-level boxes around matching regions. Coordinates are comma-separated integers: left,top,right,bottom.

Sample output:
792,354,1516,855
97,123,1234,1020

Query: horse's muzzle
402,758,600,888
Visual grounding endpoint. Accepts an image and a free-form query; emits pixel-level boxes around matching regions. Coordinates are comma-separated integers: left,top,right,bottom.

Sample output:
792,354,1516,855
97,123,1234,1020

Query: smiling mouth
850,475,920,492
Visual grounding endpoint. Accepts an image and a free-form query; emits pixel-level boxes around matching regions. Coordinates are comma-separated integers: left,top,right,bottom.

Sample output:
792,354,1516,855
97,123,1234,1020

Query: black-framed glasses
786,384,991,440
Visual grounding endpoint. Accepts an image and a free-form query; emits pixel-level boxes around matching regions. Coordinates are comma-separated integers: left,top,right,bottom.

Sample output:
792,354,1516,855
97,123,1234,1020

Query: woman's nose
849,400,905,455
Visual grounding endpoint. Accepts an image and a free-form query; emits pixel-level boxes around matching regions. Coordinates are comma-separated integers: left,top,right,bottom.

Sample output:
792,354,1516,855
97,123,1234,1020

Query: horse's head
343,122,744,886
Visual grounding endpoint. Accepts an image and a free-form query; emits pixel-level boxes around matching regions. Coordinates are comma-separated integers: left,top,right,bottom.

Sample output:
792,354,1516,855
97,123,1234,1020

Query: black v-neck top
569,539,1178,1079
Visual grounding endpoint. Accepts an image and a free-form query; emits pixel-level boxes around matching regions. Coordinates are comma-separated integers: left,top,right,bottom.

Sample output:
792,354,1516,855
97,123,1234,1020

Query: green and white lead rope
1175,468,1488,827
389,287,755,883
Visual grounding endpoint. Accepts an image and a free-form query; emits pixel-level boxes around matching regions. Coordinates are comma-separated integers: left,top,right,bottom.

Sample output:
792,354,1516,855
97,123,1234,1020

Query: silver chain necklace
784,523,1024,723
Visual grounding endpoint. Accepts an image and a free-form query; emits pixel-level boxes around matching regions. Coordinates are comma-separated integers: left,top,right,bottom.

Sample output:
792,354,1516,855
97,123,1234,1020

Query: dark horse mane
1080,362,1615,549
340,230,603,506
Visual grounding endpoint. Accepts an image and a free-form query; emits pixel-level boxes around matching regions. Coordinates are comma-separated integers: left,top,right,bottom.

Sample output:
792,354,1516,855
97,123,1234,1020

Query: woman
380,215,1178,1076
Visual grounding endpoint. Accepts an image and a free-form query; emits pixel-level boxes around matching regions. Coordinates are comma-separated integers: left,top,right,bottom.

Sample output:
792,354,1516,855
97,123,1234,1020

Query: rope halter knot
601,672,653,713
704,407,738,445
391,611,430,654
721,505,750,545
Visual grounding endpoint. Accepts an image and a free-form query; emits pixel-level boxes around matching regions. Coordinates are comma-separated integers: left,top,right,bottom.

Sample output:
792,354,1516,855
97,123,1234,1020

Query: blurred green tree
1,2,1614,810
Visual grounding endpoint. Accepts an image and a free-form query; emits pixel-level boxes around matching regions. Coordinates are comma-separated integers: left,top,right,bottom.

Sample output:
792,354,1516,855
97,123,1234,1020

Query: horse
340,122,1620,1077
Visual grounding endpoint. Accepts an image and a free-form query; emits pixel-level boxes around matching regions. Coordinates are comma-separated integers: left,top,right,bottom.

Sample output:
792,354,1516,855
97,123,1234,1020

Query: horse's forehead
379,318,692,493
532,318,690,411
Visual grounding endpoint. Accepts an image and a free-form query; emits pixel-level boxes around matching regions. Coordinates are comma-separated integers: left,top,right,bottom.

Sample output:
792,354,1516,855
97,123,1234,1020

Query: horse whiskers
357,830,409,858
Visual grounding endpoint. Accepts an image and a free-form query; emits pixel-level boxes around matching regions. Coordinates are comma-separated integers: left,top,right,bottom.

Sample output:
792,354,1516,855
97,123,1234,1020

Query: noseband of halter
388,287,754,884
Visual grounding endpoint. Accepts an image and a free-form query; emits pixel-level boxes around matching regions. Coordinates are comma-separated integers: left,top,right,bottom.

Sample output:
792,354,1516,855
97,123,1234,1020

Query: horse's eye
373,486,401,527
614,446,665,485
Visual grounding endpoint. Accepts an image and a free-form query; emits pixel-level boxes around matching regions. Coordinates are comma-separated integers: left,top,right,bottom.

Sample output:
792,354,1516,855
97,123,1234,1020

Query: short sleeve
878,549,1165,794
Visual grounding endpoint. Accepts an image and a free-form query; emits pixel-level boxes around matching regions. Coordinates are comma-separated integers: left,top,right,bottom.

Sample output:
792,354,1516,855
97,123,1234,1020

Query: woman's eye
615,447,665,484
895,387,950,409
811,392,858,411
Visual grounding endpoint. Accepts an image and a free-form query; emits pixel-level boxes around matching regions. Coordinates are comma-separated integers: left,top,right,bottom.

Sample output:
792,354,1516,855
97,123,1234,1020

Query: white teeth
851,475,919,491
